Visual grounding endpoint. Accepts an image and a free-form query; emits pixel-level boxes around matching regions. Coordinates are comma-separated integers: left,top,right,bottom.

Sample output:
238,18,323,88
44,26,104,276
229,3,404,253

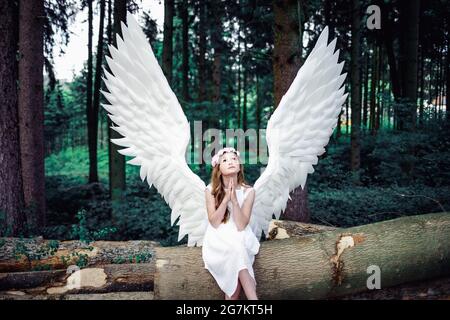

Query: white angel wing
101,13,208,247
250,26,348,240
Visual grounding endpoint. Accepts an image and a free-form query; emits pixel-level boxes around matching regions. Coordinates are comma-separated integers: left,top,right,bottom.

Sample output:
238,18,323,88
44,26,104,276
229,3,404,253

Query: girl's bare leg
238,269,258,300
225,280,242,300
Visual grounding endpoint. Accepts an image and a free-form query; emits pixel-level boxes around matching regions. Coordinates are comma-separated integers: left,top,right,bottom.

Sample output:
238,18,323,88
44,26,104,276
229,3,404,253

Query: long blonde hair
210,151,251,223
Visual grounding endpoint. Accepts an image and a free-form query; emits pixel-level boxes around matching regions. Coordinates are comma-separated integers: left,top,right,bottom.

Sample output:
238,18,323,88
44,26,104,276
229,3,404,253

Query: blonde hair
210,151,250,223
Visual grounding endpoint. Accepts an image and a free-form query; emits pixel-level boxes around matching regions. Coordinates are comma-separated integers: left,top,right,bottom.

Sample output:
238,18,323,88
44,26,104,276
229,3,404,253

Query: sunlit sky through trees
52,0,164,81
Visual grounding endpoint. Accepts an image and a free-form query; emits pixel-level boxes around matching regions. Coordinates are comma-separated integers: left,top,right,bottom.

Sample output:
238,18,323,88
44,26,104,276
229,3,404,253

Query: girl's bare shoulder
205,184,213,194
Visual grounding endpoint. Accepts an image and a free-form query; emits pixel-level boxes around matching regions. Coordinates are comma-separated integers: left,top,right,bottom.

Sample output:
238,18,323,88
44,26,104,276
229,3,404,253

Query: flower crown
211,147,240,167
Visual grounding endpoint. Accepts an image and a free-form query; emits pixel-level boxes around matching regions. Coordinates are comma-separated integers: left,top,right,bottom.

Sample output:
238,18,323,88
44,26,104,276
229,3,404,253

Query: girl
202,147,260,300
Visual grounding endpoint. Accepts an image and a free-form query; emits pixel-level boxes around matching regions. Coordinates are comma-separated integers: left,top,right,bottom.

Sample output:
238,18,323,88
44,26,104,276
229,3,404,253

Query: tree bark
0,263,154,294
1,213,448,299
91,0,106,183
381,1,400,100
273,0,308,222
0,0,25,236
181,0,189,103
370,44,379,135
242,38,247,131
154,212,450,299
363,50,369,131
87,0,97,183
375,45,382,132
273,0,302,107
17,0,46,232
398,0,420,131
197,1,206,103
210,0,223,129
108,0,127,203
0,239,159,272
350,0,361,184
162,0,173,84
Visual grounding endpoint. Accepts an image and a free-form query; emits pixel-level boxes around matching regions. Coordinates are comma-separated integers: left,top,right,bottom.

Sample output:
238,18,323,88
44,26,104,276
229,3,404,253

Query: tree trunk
18,0,46,232
1,214,448,299
363,50,369,131
93,0,106,168
370,44,379,135
345,99,349,134
242,44,247,131
447,31,450,121
181,0,189,103
350,0,361,184
210,0,222,129
0,0,25,237
418,45,424,128
162,0,173,84
255,74,261,130
381,1,400,101
154,212,450,299
375,45,383,132
197,1,206,103
273,0,308,222
0,239,159,272
273,0,302,107
0,263,154,295
87,0,98,183
108,0,127,203
237,51,241,127
398,0,420,131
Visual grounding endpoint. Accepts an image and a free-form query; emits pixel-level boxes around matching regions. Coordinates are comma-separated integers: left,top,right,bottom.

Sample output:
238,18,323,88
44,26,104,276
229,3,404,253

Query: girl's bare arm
231,188,255,231
205,189,229,228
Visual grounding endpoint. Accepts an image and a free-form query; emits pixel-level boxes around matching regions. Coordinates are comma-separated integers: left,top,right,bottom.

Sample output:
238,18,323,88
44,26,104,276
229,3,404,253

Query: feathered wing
101,13,208,246
250,27,348,240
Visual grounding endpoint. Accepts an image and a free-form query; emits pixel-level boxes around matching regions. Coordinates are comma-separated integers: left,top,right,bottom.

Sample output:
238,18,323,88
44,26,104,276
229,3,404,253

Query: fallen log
0,263,154,294
267,220,336,240
0,238,158,272
0,291,155,300
0,221,328,272
2,276,450,300
154,212,450,299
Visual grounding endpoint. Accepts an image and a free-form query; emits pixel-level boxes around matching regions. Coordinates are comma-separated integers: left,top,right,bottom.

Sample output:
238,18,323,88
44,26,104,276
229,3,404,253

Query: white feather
250,26,348,240
101,13,208,247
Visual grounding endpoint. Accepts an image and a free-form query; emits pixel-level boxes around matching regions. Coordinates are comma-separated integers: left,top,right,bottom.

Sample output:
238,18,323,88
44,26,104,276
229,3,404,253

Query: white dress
202,184,261,297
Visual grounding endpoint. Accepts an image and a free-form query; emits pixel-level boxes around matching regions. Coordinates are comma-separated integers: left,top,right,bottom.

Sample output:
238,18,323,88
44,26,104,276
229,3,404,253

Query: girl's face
219,151,240,176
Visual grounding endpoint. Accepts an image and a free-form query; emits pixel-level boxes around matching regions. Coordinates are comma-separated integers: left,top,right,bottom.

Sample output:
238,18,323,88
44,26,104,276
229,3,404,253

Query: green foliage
43,120,450,244
309,184,450,228
112,251,153,264
70,209,117,244
39,0,450,246
12,238,61,271
45,145,140,184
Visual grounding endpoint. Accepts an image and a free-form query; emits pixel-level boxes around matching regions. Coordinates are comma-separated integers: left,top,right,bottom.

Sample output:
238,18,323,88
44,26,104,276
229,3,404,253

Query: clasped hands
224,179,238,205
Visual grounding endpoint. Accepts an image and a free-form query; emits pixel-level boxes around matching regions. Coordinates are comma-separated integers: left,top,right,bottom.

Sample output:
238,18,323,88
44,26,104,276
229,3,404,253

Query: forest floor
1,276,449,300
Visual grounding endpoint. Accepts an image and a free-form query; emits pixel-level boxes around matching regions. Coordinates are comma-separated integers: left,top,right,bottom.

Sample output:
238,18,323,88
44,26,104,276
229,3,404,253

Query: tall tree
0,0,25,236
370,44,379,135
350,0,362,184
91,0,106,180
197,1,207,103
18,0,46,231
398,0,420,131
210,0,223,129
273,0,309,222
162,0,174,84
181,0,189,102
86,0,97,182
447,19,450,121
381,1,400,100
108,0,127,202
